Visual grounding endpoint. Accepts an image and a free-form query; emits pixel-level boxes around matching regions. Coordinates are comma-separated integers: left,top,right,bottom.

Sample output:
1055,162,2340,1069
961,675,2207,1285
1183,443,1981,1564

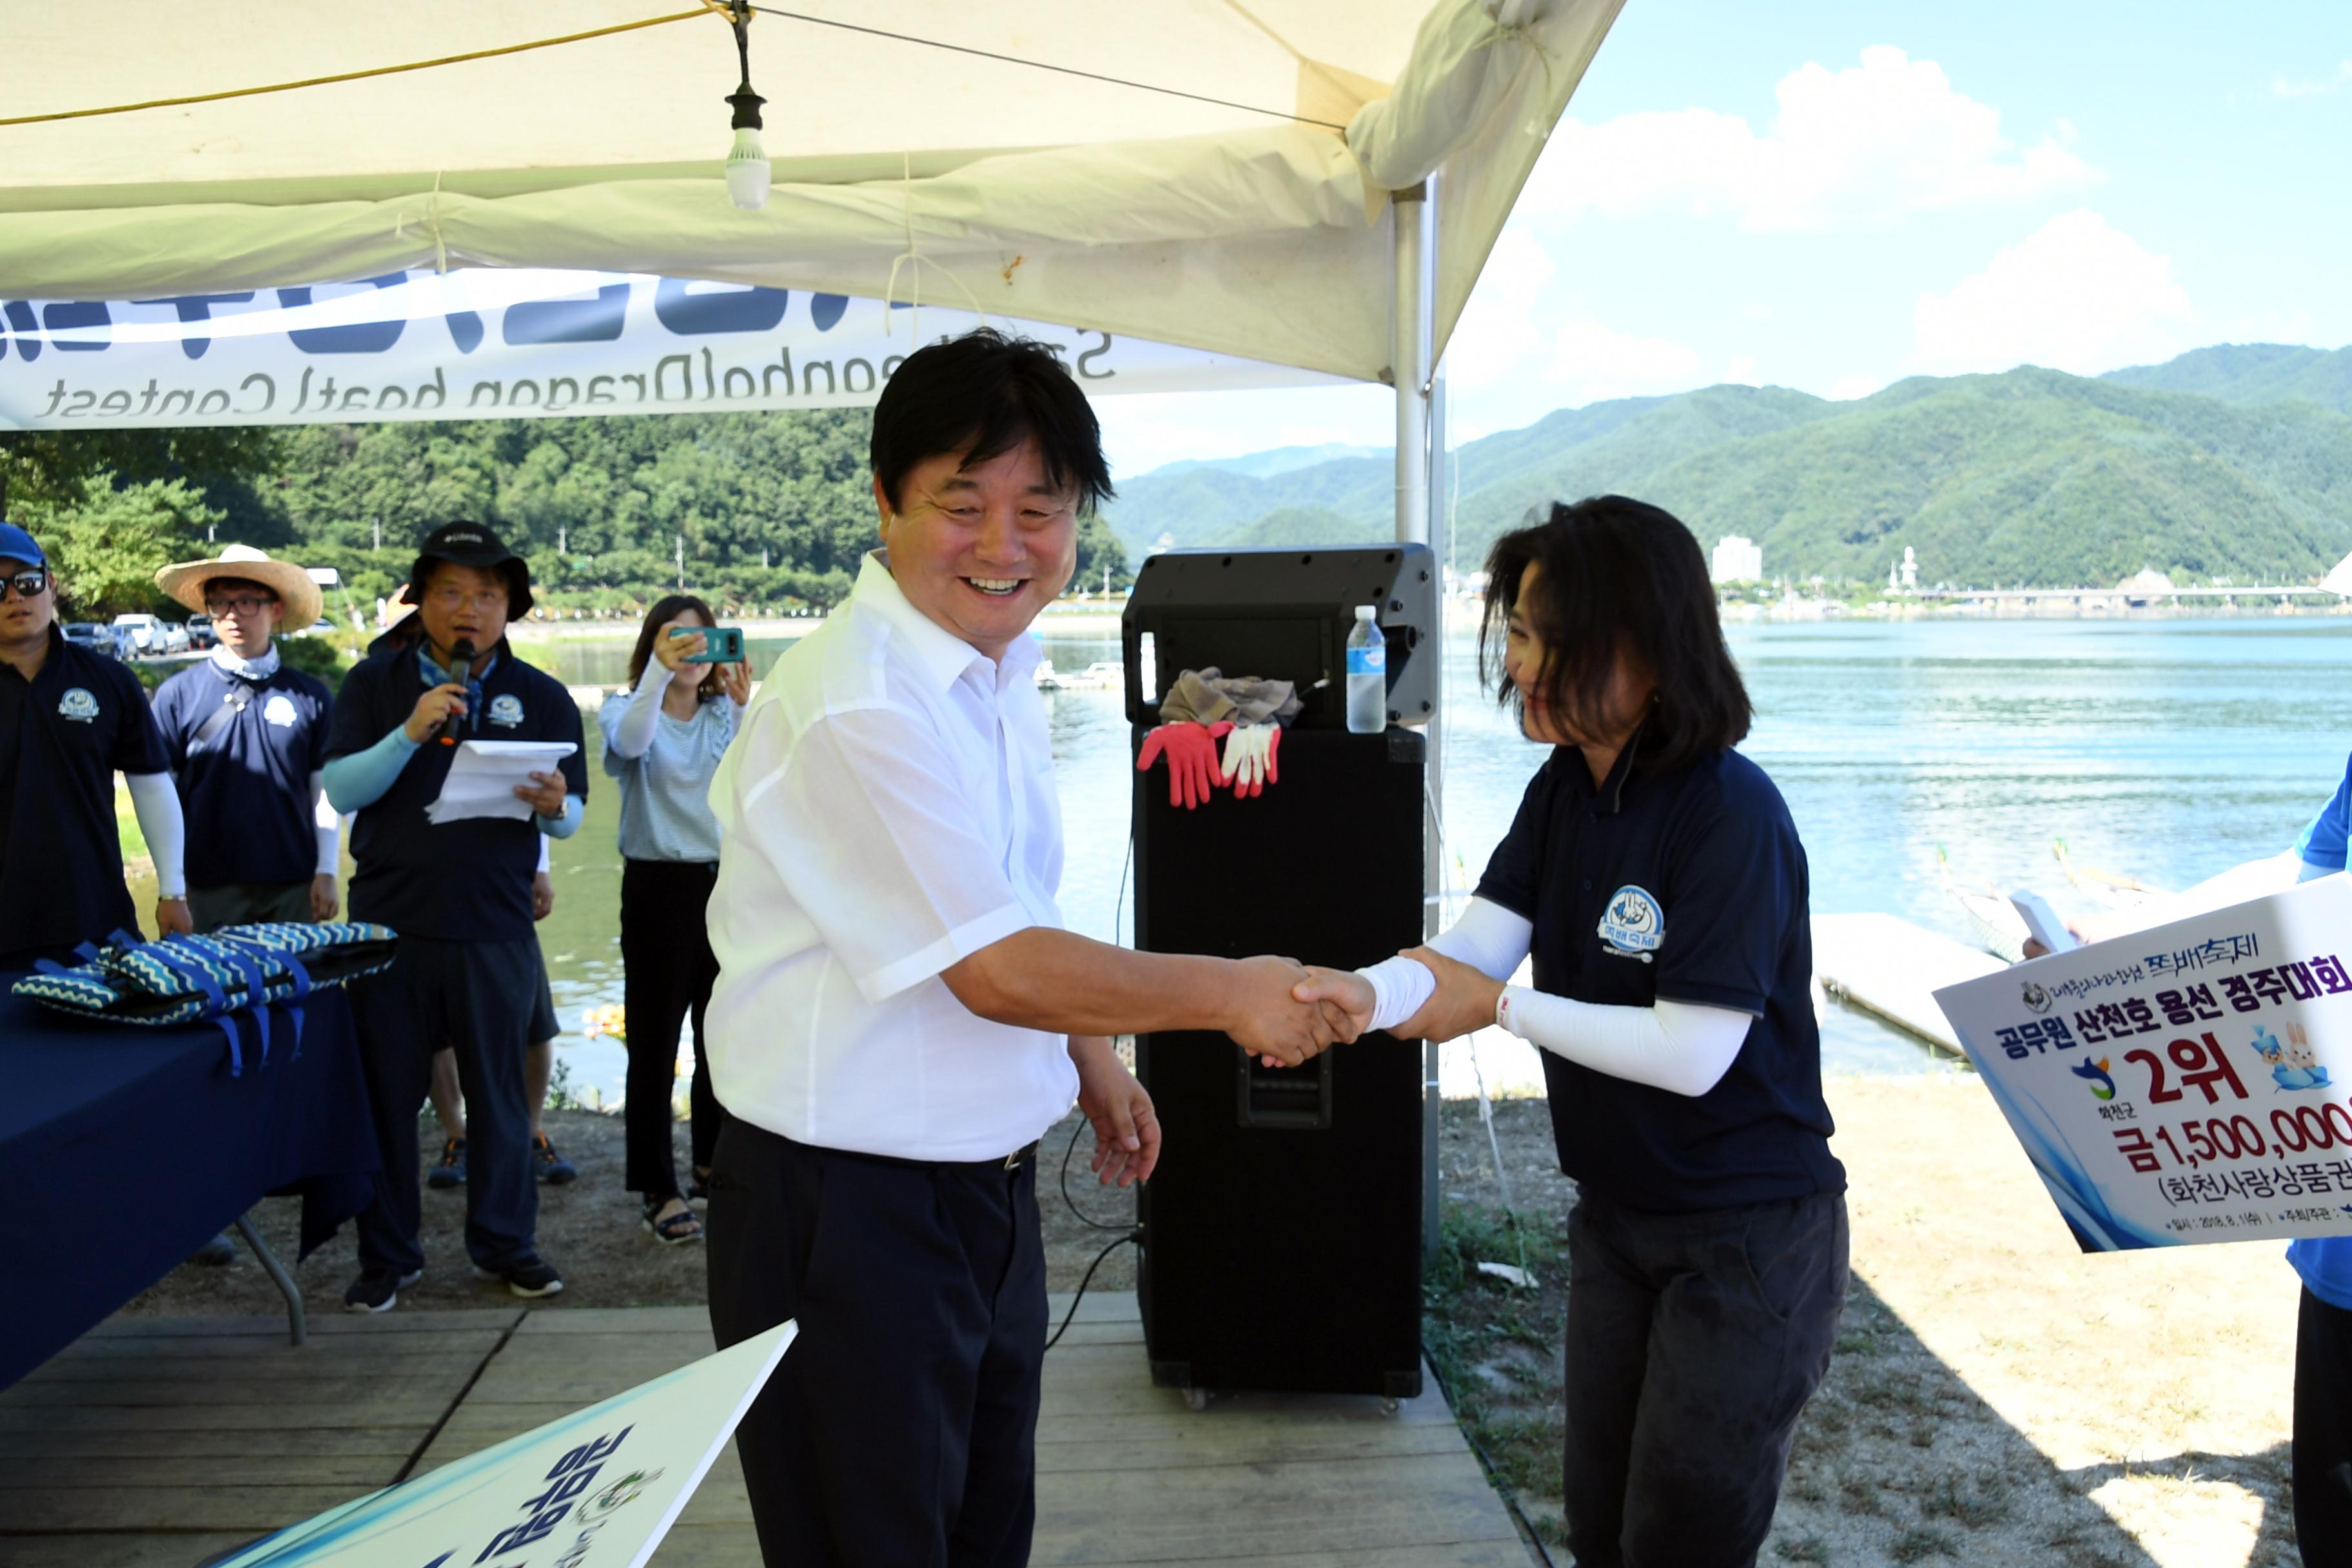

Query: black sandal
642,1198,703,1246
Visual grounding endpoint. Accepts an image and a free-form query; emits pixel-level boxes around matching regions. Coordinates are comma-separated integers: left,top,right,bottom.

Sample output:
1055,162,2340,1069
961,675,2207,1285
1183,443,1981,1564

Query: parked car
157,621,191,655
111,612,165,655
185,614,217,650
62,622,121,658
293,618,338,638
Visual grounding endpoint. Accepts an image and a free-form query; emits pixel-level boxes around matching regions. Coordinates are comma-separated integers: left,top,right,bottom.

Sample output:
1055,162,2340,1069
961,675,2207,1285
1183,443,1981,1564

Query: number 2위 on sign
2124,1033,2251,1106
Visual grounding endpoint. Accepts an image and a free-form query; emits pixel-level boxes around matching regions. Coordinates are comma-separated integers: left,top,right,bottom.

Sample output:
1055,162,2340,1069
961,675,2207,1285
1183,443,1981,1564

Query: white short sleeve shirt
703,551,1076,1161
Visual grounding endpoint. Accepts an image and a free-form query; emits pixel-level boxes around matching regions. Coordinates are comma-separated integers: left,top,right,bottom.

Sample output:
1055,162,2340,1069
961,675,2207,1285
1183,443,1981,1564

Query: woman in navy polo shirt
1304,496,1847,1568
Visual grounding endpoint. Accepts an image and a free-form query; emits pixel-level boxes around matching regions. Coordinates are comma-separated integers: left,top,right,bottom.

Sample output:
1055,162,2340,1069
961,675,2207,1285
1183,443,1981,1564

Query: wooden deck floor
0,1293,1537,1567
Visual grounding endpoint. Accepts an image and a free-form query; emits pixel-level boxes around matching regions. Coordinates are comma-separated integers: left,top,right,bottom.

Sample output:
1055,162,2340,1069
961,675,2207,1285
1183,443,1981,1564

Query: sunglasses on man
3,567,49,600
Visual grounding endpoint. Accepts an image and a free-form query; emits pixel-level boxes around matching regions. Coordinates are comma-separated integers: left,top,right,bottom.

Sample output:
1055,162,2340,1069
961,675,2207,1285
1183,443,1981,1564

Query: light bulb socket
727,88,765,132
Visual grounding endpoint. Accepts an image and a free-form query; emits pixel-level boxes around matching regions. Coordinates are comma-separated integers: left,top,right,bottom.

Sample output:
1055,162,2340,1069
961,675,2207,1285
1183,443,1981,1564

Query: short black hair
1480,496,1752,774
870,328,1114,516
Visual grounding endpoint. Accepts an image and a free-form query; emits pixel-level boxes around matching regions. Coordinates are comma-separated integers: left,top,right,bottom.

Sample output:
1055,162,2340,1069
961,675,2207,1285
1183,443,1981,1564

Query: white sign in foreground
213,1320,793,1568
0,270,1335,431
1935,875,2352,1251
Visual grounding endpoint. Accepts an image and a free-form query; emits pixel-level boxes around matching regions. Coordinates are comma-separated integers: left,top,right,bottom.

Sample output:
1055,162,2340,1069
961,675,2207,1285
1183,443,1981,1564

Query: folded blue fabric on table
13,921,398,1075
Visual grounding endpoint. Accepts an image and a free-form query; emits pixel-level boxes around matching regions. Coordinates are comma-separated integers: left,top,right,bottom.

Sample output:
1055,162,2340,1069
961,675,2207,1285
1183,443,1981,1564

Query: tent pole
1393,179,1442,1262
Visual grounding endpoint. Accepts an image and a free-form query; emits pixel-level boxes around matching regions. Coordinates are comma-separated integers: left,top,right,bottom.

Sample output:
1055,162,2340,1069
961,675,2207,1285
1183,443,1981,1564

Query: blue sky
1094,0,2352,476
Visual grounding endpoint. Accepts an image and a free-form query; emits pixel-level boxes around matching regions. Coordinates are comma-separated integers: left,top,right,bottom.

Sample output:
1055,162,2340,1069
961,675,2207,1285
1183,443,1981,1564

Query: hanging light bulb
723,5,770,210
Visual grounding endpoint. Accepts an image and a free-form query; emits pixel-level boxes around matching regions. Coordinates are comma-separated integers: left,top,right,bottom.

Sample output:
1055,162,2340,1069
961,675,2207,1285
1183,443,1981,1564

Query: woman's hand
651,623,703,676
716,658,752,707
1393,946,1505,1044
1291,967,1375,1043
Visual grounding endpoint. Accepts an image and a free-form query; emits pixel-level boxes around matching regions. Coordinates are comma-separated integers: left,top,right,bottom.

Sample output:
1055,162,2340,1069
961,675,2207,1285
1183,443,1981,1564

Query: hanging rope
748,6,1347,131
0,8,723,128
881,151,986,346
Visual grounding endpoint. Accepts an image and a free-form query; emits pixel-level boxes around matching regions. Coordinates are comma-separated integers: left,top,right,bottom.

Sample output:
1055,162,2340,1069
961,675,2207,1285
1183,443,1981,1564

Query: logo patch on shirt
488,694,524,729
262,693,299,727
57,687,99,723
1597,885,1664,963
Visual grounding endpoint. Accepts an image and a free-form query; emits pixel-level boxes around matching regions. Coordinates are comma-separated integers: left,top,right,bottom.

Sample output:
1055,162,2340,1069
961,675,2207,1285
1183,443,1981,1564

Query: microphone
435,638,476,747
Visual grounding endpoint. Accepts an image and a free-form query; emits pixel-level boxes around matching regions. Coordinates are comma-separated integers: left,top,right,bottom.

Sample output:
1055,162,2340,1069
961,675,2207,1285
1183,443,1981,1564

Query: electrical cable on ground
1044,1229,1138,1354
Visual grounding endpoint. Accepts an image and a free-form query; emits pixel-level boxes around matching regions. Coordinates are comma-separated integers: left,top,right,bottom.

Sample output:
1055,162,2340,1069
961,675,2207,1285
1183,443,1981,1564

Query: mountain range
1099,344,2352,589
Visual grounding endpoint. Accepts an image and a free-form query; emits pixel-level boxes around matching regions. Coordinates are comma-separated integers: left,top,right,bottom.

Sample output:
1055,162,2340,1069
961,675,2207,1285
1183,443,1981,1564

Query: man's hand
1071,1035,1159,1188
402,682,469,744
1393,946,1505,1044
531,870,555,921
1291,966,1375,1041
514,770,568,818
1224,955,1351,1067
155,896,193,938
716,658,752,707
309,874,339,922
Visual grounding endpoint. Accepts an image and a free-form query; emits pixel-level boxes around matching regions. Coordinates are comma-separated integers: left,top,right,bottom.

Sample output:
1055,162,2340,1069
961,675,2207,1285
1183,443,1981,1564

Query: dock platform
1812,911,2006,1054
0,1293,1536,1567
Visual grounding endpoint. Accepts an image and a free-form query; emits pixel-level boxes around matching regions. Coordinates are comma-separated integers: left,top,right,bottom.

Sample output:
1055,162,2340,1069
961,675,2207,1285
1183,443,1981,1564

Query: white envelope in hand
426,740,578,824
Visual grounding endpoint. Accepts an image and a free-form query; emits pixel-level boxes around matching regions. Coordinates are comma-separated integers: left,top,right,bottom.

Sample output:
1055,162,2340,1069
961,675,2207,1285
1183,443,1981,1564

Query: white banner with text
0,271,1333,430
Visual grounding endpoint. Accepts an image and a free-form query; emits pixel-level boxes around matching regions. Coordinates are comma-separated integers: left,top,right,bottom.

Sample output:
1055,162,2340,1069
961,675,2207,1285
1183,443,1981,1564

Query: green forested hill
1102,350,2352,589
2101,343,2352,415
4,409,1133,617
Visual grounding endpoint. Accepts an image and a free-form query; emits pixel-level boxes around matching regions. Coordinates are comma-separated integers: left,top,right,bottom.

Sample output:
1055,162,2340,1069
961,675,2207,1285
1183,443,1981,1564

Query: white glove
1219,723,1281,799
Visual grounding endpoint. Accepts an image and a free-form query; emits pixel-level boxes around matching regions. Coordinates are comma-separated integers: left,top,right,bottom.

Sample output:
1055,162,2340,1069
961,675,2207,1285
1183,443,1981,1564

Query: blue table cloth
0,980,376,1387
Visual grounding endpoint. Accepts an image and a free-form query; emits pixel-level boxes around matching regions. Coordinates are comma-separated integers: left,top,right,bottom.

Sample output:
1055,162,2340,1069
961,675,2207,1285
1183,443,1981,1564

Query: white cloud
1725,357,1761,385
1523,46,2099,231
1444,228,1558,391
1827,373,1884,401
1908,210,2196,377
1545,314,1707,406
2273,61,2352,98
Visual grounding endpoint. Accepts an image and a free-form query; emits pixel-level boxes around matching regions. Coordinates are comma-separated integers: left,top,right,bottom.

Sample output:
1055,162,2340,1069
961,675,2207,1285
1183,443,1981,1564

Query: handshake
1223,956,1382,1068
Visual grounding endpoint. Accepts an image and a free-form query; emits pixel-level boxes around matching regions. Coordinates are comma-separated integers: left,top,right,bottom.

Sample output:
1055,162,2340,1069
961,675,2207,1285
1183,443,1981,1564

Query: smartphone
671,625,744,663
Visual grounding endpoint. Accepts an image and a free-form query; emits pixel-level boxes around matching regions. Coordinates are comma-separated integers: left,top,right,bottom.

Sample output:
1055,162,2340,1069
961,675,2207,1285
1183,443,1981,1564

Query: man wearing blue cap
0,520,191,970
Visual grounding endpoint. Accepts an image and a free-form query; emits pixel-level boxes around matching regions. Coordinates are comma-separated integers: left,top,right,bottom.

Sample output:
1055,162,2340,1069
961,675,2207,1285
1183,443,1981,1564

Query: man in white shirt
704,331,1348,1567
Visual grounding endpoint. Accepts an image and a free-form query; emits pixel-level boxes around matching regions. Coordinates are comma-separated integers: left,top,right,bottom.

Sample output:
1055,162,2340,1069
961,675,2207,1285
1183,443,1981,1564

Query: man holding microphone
703,330,1351,1566
323,523,585,1313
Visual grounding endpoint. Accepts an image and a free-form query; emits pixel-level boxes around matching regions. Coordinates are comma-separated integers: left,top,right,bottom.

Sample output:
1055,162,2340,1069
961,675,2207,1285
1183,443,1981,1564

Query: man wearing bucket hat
322,522,587,1313
150,545,340,932
0,520,192,970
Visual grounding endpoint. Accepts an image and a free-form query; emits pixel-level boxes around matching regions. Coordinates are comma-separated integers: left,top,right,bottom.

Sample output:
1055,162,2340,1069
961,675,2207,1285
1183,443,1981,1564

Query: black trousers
2297,1286,2352,1562
620,859,725,1199
350,935,541,1275
707,1119,1046,1568
1562,1189,1849,1568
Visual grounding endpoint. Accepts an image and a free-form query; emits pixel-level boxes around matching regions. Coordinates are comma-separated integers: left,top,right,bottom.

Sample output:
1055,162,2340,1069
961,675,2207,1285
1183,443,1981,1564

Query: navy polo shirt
152,657,333,888
1476,739,1845,1213
0,625,170,961
324,629,587,943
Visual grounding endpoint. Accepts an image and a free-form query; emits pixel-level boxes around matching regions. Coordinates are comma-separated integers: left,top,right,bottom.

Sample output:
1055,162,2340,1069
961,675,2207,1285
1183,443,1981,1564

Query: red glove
1137,721,1233,810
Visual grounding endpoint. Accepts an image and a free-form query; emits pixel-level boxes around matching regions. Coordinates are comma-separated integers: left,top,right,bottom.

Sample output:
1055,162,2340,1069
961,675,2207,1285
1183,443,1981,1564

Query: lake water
522,616,2352,1107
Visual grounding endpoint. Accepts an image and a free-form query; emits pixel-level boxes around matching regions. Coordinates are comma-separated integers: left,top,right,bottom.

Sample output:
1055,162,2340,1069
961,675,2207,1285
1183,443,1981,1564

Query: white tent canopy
0,0,1623,386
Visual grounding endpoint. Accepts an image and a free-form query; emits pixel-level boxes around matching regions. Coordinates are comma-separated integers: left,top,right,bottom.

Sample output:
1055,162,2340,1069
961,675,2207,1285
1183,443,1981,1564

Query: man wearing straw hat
150,545,340,933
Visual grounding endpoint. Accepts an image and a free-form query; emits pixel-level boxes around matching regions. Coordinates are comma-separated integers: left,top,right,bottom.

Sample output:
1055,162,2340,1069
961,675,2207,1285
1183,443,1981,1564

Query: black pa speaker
1132,726,1427,1398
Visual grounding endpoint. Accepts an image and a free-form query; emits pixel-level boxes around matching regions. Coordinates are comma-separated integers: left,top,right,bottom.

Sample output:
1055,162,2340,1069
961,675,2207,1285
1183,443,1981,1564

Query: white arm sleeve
1357,897,1534,1032
1499,990,1754,1098
536,832,552,874
310,770,338,876
124,772,187,899
608,665,678,760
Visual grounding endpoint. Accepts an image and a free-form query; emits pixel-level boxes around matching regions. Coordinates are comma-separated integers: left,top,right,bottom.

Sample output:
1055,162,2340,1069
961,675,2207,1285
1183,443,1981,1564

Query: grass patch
1890,1525,1958,1562
114,778,148,862
1776,1535,1830,1564
1423,1201,1569,1521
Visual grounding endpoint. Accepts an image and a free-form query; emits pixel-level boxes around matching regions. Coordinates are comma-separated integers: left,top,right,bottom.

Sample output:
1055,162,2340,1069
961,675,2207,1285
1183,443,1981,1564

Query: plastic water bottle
1345,605,1387,734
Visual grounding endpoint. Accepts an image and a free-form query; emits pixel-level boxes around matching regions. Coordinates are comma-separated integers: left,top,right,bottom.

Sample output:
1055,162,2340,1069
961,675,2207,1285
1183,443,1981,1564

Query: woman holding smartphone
1302,496,1847,1568
600,594,749,1244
